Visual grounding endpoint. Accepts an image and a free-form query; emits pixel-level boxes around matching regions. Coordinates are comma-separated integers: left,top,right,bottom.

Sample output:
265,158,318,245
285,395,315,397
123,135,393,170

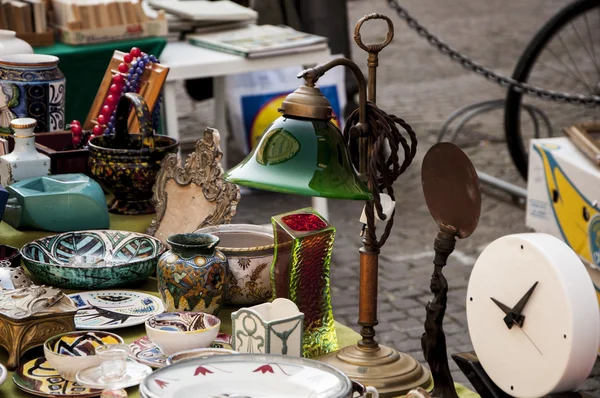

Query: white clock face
466,233,599,398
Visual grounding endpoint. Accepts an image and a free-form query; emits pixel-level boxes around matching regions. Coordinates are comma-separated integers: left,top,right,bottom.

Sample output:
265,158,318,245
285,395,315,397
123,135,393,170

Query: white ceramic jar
0,30,33,56
0,118,50,186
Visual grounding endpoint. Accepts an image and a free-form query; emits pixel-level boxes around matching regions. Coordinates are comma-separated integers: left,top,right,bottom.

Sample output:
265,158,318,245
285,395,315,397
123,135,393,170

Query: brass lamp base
319,344,431,397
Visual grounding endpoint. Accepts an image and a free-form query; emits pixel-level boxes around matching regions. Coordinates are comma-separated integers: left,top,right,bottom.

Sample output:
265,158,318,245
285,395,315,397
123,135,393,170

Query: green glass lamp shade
224,117,372,200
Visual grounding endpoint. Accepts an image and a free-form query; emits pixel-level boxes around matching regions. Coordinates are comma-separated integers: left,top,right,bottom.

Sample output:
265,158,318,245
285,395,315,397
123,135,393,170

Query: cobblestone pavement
177,0,600,393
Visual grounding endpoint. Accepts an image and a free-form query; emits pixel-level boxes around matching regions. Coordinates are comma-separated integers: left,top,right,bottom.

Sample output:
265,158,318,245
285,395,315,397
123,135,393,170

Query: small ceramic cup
44,331,124,381
145,312,221,356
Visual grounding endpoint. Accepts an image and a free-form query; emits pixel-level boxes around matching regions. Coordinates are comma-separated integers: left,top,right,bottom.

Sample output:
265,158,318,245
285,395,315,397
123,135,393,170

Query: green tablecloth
34,37,168,123
0,213,478,398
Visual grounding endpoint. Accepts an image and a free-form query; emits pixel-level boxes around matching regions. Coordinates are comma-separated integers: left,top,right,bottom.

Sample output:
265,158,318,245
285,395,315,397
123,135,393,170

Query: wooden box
7,131,90,176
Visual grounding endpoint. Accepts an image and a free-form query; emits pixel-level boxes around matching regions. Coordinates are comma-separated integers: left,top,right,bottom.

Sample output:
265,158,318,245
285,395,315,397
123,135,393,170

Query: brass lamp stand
314,14,431,396
224,13,431,396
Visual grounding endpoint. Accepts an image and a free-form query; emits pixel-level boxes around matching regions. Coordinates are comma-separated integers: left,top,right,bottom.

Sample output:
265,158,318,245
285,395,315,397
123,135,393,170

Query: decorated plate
13,357,102,397
140,354,353,398
130,333,232,368
68,290,165,330
0,362,6,386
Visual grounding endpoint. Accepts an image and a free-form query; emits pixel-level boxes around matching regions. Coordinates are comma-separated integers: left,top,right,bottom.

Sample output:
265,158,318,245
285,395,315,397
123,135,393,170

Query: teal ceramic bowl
20,230,166,289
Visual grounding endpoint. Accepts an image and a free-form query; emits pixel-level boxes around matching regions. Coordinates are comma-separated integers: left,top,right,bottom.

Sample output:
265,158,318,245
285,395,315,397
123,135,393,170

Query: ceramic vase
271,207,338,357
231,298,304,357
0,30,33,56
196,224,274,306
0,54,65,134
0,118,50,186
157,233,227,315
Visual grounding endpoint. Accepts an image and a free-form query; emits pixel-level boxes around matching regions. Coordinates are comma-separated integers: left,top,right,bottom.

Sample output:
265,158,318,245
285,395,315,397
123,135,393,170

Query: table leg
163,81,181,156
213,76,228,169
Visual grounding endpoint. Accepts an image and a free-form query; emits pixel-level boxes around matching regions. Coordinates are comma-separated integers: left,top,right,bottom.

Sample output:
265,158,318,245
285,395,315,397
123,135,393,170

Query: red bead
110,84,121,95
71,124,82,135
71,120,80,126
93,125,103,135
118,63,128,73
282,213,327,232
105,95,115,105
97,115,107,125
112,74,124,85
123,54,133,63
88,134,96,142
102,105,113,116
130,47,141,57
72,136,81,146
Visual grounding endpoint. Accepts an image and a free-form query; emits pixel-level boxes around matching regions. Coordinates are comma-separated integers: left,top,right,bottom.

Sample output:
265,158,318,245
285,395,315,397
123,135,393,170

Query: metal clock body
466,233,599,398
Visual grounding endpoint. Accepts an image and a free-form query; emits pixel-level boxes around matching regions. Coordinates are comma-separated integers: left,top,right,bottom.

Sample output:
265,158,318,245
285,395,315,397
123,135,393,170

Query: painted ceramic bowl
195,224,274,305
43,330,124,381
0,244,20,267
88,93,178,215
145,312,221,356
140,354,379,398
166,347,237,365
20,230,165,289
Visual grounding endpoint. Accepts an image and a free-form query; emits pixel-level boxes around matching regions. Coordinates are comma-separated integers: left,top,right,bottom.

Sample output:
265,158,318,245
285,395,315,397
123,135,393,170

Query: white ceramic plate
76,359,152,389
0,362,7,386
140,354,352,398
68,290,164,330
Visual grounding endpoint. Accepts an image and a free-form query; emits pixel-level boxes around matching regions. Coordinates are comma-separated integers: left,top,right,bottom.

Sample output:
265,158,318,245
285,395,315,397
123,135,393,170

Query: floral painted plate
139,354,354,398
130,333,232,368
67,290,165,330
13,357,102,397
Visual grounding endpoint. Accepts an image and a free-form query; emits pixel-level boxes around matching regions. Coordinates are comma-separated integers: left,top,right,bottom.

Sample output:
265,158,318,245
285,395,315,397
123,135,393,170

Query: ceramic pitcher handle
114,92,155,150
352,381,379,398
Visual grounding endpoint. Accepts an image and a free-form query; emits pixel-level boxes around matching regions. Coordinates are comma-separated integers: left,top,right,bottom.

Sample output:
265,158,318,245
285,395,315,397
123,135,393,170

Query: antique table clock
466,233,600,397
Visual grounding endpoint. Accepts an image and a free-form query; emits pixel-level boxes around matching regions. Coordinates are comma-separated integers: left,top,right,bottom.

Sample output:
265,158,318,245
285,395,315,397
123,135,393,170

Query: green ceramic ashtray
3,174,109,232
20,230,166,289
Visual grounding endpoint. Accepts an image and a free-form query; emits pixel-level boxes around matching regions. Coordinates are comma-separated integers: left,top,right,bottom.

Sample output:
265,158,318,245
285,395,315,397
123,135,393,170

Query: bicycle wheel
504,0,600,180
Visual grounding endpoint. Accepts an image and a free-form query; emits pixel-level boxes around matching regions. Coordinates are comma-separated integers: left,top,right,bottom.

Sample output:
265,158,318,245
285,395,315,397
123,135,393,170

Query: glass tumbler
96,344,129,382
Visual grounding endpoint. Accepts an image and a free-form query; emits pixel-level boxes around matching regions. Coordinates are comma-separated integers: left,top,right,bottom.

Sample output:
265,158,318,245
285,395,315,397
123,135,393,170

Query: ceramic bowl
43,330,124,381
0,244,21,268
166,347,237,365
140,354,379,398
195,224,274,305
20,230,165,289
145,312,221,356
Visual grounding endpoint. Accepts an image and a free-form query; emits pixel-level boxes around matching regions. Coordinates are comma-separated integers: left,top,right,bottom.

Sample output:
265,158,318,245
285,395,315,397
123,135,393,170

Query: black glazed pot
88,93,179,215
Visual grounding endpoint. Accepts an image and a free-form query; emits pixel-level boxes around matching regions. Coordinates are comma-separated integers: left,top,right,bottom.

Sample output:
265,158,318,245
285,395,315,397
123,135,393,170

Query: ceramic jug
0,54,65,134
157,233,227,315
0,118,50,186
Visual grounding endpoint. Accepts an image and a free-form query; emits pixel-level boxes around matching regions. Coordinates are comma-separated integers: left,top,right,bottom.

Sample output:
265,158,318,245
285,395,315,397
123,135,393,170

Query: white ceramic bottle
0,30,33,56
0,118,50,186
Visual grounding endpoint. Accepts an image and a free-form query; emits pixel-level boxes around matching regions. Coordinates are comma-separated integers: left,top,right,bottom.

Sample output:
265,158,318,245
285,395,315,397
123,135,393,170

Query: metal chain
387,0,600,106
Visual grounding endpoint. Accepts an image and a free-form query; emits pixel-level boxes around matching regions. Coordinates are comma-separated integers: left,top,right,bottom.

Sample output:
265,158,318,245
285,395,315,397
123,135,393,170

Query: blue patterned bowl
20,230,166,289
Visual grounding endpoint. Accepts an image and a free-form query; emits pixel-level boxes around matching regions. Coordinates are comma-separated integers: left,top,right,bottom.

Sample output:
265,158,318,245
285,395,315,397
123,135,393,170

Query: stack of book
147,0,257,41
52,0,150,30
0,0,48,34
187,24,328,58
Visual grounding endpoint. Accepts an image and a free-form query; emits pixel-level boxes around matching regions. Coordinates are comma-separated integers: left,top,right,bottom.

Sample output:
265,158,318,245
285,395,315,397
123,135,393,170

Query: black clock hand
511,281,539,317
490,297,511,315
490,297,520,329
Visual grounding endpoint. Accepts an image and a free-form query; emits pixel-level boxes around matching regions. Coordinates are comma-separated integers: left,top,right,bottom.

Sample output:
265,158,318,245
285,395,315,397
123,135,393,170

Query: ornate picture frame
146,128,240,244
